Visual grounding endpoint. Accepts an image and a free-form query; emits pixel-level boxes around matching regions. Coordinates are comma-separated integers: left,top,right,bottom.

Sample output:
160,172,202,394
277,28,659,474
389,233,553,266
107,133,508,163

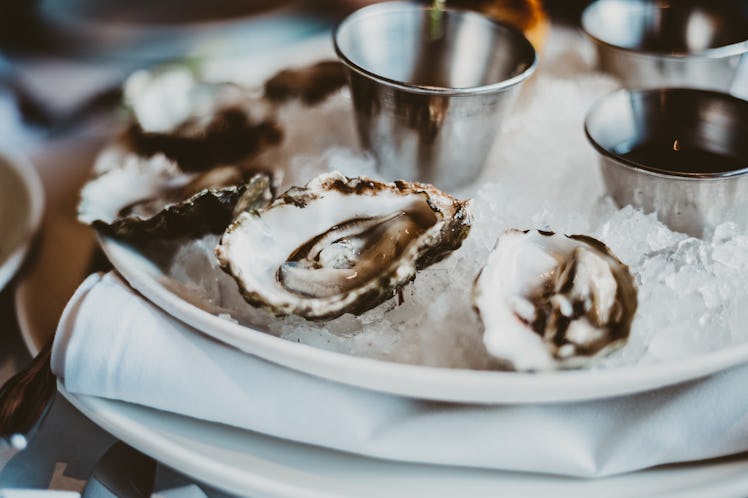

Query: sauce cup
334,1,537,190
585,87,748,238
582,0,748,91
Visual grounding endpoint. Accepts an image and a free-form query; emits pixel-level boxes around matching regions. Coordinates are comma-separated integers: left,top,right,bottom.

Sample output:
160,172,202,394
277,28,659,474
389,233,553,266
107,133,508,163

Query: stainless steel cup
585,87,748,238
333,1,537,190
582,0,748,91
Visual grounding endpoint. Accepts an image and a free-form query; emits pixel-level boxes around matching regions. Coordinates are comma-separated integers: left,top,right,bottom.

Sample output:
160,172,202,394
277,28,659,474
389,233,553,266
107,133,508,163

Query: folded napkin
52,272,748,478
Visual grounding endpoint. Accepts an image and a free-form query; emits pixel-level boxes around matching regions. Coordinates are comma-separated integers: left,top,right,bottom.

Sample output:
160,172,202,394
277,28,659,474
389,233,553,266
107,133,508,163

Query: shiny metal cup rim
581,0,748,60
333,1,538,97
584,87,748,181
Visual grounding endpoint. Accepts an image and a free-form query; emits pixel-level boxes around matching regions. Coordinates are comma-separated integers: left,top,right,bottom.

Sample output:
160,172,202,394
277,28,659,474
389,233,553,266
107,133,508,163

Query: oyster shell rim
472,228,638,371
79,159,275,240
216,171,473,321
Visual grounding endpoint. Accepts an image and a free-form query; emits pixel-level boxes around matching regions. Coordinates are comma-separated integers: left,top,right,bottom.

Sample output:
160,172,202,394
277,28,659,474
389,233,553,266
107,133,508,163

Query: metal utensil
0,341,55,470
0,250,112,468
585,87,748,238
334,1,536,190
82,441,157,498
581,0,748,91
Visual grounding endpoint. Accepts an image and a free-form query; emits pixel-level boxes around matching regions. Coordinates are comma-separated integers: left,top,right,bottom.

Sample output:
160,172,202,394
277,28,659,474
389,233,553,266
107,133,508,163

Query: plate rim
0,150,45,293
58,383,318,498
57,382,748,498
100,234,748,404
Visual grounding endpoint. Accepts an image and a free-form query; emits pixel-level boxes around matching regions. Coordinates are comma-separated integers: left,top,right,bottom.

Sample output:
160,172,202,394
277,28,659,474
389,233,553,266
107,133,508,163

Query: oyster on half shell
123,60,347,173
124,68,282,172
473,229,637,371
216,172,472,320
78,152,274,239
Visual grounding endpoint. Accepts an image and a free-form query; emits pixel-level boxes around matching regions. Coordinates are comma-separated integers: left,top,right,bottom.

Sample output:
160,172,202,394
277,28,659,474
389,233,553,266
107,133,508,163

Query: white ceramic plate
55,383,748,498
0,151,44,293
99,235,748,404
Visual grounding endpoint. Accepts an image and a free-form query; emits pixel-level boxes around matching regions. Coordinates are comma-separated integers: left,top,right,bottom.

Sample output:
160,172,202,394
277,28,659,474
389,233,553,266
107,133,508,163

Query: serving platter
63,25,747,404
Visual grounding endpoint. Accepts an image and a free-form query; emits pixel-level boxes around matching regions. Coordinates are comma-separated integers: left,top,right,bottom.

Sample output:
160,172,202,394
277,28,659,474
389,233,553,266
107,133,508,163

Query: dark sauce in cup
614,138,747,175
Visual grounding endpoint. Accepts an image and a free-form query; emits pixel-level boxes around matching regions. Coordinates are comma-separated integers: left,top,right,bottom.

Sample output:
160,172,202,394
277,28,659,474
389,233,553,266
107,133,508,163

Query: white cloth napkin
52,272,748,478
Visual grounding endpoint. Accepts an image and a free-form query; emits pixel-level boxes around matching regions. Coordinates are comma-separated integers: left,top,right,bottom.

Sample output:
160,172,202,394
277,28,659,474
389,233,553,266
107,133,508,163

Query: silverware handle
0,340,55,453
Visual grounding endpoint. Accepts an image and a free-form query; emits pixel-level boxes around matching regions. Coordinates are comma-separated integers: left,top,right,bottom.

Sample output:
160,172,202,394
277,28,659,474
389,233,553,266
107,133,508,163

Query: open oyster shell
124,68,281,172
216,172,472,320
473,229,637,371
78,152,274,239
79,60,352,241
263,60,348,105
123,60,347,173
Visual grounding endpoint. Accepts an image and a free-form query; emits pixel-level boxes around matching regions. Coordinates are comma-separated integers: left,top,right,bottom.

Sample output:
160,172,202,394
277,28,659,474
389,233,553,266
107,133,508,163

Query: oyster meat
124,67,282,172
264,60,348,105
216,172,472,320
123,60,347,172
78,152,274,239
473,229,637,371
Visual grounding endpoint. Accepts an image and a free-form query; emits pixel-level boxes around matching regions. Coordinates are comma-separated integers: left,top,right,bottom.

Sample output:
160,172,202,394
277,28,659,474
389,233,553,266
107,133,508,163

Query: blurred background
0,0,592,54
0,0,593,147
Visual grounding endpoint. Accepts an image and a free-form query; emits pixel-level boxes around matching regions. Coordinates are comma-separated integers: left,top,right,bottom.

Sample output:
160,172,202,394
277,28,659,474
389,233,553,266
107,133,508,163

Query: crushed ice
166,29,748,369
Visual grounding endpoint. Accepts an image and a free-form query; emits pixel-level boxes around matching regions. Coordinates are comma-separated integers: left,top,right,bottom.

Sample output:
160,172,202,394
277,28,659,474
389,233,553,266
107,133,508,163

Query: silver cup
333,1,537,190
585,87,748,238
582,0,748,91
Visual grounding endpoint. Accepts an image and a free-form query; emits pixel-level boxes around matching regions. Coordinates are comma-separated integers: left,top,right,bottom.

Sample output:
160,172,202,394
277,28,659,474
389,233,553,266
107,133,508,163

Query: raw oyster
124,68,282,172
78,152,274,239
472,229,637,371
216,172,472,320
123,60,347,172
126,108,283,173
264,60,347,105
